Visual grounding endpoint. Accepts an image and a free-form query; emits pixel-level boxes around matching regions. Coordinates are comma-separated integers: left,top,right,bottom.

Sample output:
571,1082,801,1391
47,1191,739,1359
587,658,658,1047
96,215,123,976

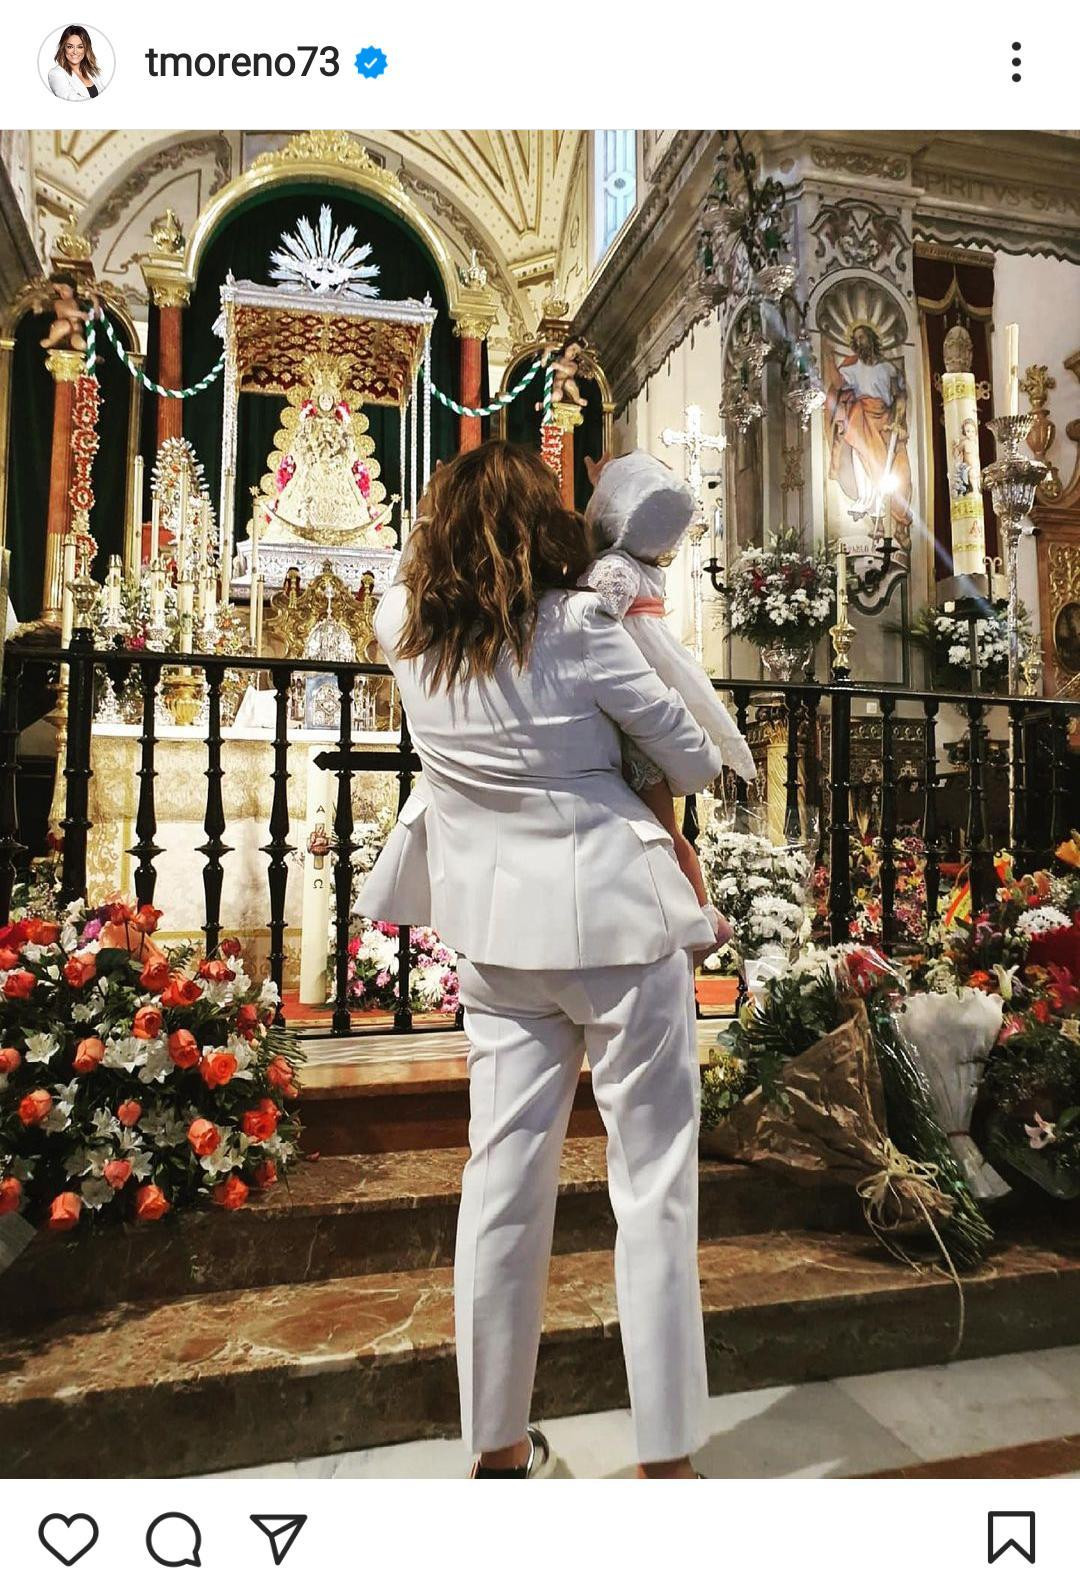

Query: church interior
1,127,1080,1478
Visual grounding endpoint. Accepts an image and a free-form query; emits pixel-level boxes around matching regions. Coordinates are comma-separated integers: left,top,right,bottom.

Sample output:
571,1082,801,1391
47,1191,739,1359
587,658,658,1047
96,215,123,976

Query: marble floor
202,1344,1080,1480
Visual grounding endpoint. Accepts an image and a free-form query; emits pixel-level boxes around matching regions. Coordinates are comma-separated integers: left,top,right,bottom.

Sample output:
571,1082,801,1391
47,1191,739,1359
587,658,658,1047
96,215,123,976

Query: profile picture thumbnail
41,23,115,101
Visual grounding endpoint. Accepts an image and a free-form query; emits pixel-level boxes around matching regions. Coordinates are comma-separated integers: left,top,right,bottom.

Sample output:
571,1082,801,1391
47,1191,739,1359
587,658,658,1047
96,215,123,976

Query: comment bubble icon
146,1513,203,1569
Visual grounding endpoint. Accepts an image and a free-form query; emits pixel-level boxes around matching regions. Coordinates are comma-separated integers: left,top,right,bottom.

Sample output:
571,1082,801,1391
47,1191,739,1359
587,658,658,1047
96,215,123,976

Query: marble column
152,288,188,446
141,213,192,450
455,326,485,452
451,304,496,454
42,349,84,624
551,401,584,510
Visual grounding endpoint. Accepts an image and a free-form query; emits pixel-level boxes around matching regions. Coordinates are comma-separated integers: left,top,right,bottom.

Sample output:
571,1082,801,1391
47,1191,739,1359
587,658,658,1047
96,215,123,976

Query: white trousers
454,948,708,1465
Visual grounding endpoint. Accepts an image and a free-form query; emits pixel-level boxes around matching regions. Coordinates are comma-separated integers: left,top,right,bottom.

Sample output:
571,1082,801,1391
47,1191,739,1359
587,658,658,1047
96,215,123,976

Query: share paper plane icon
250,1515,308,1566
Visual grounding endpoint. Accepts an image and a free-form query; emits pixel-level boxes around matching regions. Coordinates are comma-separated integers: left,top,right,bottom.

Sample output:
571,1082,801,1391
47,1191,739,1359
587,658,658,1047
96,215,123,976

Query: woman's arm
48,65,82,99
577,594,723,796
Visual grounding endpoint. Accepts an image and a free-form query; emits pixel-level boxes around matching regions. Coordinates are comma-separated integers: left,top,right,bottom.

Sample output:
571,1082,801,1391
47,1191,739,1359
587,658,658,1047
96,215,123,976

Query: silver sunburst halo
269,205,381,299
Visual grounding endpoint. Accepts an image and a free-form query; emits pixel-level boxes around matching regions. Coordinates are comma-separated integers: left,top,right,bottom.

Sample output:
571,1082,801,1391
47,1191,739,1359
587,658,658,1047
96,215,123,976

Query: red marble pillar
560,428,576,509
155,299,185,446
42,349,82,622
457,332,484,453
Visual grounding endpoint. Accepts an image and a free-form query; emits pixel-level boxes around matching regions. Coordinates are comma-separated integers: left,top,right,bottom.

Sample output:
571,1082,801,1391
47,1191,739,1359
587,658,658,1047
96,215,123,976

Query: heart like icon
39,1513,100,1568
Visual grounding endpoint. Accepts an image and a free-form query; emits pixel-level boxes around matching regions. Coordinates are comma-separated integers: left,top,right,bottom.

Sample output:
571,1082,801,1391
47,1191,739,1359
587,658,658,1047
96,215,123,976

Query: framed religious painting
815,277,916,606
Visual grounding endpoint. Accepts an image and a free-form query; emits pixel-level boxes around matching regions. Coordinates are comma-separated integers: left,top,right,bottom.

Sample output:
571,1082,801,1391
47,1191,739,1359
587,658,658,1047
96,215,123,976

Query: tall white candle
835,545,847,624
129,454,145,575
202,570,217,620
106,554,123,620
176,468,190,577
1005,323,1020,417
249,574,262,649
177,577,193,655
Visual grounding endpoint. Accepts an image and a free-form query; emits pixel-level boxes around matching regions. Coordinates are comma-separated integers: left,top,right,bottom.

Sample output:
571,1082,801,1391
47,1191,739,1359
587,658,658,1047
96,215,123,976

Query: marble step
6,1223,1080,1478
0,1140,856,1322
297,1021,733,1154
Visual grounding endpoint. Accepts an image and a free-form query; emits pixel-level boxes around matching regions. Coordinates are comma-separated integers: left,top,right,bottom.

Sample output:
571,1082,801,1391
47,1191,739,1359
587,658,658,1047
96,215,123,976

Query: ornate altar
216,273,438,594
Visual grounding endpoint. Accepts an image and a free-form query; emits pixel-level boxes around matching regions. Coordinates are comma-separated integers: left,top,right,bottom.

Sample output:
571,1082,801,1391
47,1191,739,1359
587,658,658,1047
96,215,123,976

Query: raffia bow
857,1140,966,1356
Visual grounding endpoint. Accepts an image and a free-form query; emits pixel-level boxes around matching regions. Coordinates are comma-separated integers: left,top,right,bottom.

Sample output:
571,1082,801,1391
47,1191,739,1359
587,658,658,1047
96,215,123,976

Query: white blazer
359,584,724,970
48,65,95,100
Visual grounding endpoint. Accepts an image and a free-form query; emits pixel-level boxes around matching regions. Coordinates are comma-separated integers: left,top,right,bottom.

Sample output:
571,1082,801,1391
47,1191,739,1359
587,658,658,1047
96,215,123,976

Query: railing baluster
1048,704,1070,855
921,699,942,936
1008,701,1029,876
782,689,801,844
131,657,163,906
394,709,414,1035
828,686,854,944
879,695,897,950
331,667,357,1038
0,651,26,923
964,696,995,914
198,661,232,956
732,685,751,832
59,633,95,906
262,666,294,1021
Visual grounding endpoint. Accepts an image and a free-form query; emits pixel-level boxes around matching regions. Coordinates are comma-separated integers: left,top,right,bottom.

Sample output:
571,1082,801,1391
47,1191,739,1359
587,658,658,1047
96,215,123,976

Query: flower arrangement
0,899,302,1232
910,838,1080,1199
342,923,459,1016
814,827,928,948
908,601,1028,692
715,529,835,648
335,804,460,1017
701,942,994,1269
698,824,812,967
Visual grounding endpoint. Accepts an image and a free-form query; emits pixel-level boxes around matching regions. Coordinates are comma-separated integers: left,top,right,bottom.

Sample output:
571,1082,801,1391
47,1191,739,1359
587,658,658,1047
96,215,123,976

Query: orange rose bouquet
0,898,303,1232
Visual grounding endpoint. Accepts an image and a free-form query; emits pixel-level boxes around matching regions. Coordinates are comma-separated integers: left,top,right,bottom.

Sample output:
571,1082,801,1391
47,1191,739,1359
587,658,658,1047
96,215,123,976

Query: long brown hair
55,26,100,77
397,440,588,688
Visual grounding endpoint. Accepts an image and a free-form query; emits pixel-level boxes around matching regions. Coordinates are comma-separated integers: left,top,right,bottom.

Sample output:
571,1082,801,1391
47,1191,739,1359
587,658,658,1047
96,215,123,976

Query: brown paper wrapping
700,1001,954,1237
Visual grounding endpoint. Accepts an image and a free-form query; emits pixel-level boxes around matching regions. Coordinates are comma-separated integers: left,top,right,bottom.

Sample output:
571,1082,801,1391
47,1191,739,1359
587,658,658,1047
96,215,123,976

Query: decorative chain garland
430,354,546,419
85,309,225,398
87,309,557,427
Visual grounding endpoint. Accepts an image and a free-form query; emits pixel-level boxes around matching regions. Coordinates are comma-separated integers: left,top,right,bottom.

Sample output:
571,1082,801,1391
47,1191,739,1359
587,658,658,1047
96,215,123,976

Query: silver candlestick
982,414,1048,695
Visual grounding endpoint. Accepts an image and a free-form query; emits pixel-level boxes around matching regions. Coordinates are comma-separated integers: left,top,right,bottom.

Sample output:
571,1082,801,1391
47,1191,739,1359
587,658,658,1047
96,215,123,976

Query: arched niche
179,181,459,539
0,281,141,620
495,339,614,509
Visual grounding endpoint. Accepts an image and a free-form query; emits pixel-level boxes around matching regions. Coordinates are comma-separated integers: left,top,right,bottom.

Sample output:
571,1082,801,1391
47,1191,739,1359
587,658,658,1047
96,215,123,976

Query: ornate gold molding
250,130,403,192
45,349,86,383
146,279,191,309
452,315,493,341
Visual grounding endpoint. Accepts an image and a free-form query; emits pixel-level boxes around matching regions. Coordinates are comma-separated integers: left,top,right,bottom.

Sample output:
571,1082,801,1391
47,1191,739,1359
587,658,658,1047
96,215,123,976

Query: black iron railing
0,630,1076,1036
0,632,421,1038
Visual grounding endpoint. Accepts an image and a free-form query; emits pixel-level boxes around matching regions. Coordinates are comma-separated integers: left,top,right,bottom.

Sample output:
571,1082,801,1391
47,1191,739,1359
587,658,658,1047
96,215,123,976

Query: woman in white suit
361,441,724,1478
47,26,103,100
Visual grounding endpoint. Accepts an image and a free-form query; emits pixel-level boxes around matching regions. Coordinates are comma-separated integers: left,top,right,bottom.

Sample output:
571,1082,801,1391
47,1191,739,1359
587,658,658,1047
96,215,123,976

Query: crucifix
661,404,726,661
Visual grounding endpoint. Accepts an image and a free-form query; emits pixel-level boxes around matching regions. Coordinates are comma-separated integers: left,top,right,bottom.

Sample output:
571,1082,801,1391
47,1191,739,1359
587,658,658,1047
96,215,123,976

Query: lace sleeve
622,736,667,792
584,553,641,620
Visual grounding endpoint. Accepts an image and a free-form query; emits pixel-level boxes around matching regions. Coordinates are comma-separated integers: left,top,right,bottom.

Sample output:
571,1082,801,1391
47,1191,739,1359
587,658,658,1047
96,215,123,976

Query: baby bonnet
585,450,696,560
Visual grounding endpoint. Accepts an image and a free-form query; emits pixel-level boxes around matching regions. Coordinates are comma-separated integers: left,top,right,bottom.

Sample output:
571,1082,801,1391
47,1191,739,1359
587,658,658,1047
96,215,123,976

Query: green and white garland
84,309,225,399
88,307,558,426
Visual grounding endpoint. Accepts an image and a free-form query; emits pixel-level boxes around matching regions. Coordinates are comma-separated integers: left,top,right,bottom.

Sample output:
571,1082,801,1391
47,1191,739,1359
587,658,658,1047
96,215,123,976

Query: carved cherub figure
39,276,92,352
549,339,588,408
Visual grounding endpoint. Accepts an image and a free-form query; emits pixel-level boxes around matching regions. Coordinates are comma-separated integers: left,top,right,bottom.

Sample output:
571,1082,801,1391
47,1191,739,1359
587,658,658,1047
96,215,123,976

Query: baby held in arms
583,449,756,941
